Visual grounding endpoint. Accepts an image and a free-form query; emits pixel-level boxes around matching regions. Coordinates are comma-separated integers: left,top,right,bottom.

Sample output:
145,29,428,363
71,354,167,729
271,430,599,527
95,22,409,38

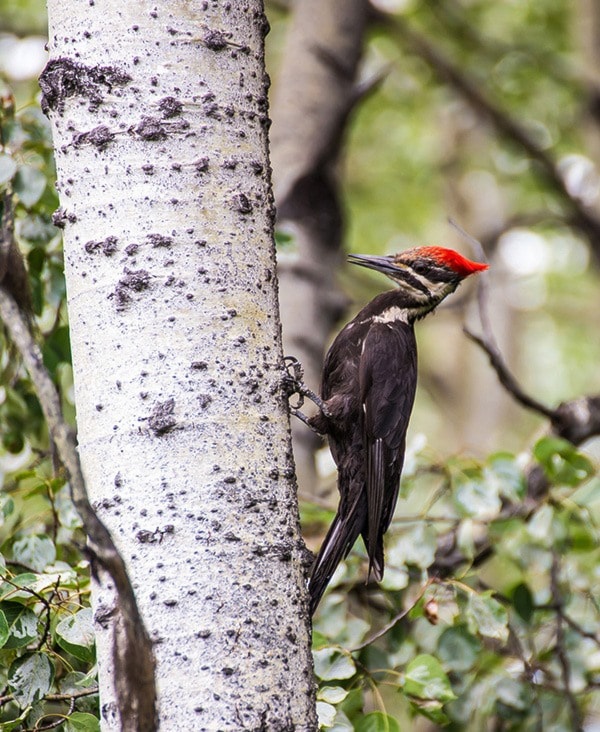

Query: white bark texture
42,1,316,729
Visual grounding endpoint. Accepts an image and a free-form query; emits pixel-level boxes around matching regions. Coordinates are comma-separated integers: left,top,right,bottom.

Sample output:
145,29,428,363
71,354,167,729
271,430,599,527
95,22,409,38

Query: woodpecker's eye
412,261,430,276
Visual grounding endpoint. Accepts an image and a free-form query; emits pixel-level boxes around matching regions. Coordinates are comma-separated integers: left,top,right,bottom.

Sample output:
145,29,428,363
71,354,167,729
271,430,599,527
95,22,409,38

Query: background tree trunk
42,1,316,729
270,0,370,500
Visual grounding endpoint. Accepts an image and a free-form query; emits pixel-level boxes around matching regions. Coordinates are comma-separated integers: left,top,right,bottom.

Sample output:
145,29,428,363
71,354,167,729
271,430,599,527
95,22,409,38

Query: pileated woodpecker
307,246,488,614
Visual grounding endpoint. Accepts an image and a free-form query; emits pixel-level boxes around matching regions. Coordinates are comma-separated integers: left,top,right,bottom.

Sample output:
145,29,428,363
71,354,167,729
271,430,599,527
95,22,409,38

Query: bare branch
463,328,558,421
351,578,434,651
550,553,582,731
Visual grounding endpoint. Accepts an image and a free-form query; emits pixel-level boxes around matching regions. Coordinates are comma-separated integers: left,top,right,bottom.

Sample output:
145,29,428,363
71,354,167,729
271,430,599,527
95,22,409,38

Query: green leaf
12,535,56,572
13,165,47,208
328,709,354,732
65,712,101,732
533,437,594,486
0,574,38,602
496,677,529,711
48,326,72,363
512,583,534,623
485,454,526,501
403,654,456,702
313,648,356,681
318,686,349,704
466,591,509,642
27,247,46,276
355,711,401,732
385,522,437,571
0,607,9,648
2,497,15,520
274,229,296,248
0,152,17,185
312,630,330,650
409,699,450,725
19,215,58,245
527,504,554,545
2,602,38,648
437,625,480,672
454,476,501,519
572,477,600,507
317,701,337,729
8,652,55,706
56,608,95,663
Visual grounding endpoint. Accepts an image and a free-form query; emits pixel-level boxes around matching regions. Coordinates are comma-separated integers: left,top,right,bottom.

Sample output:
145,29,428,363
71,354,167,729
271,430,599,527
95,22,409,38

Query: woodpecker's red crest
401,246,489,277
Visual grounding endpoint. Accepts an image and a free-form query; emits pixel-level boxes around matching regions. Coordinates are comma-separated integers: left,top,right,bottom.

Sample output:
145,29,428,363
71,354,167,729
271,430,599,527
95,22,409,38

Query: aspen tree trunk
41,1,316,729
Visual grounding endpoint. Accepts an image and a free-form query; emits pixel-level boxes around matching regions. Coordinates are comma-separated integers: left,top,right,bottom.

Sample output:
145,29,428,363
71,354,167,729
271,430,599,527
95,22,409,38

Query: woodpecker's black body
307,247,488,614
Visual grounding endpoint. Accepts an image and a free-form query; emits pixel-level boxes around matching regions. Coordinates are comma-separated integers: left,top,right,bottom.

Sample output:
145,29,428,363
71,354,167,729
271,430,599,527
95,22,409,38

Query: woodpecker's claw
283,356,332,420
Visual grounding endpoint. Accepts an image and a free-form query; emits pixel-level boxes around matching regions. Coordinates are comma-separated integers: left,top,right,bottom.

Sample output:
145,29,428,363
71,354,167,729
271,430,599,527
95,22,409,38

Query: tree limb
463,328,558,421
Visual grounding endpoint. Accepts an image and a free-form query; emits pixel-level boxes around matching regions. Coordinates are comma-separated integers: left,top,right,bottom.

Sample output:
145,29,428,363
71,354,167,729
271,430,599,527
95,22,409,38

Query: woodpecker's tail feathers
308,502,364,615
363,530,384,582
366,438,386,581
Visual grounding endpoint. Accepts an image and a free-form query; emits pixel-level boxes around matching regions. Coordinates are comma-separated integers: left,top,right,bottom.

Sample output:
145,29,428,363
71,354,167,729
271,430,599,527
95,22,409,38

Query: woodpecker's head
348,246,488,318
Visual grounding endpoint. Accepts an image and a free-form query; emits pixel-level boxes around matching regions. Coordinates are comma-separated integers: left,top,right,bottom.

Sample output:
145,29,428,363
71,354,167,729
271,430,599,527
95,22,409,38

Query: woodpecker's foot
289,406,323,433
283,356,332,420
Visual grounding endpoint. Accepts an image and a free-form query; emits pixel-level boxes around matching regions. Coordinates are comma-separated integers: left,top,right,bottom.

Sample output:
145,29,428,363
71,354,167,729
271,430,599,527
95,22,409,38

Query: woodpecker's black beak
348,254,403,277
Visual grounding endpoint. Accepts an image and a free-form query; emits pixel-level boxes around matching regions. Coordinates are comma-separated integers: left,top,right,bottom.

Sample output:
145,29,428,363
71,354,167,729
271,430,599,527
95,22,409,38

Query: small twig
560,612,600,650
351,578,434,651
37,577,60,651
351,65,391,108
0,685,98,706
550,553,582,731
46,479,61,543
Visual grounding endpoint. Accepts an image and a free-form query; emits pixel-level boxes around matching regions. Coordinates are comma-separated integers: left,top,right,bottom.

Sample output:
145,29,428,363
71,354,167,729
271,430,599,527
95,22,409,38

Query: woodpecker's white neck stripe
372,306,411,324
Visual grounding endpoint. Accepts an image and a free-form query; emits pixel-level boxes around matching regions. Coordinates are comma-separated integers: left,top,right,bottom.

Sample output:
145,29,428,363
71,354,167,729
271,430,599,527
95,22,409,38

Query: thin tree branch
351,578,434,651
463,329,558,420
550,553,583,731
0,685,99,706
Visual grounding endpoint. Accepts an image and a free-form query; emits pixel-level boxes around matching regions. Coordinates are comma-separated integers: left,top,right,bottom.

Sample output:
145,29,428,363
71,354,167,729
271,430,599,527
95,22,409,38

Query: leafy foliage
309,440,600,729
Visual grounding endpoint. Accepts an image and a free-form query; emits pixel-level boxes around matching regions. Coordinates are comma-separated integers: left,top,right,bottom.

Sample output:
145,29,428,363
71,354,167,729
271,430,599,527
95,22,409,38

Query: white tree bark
42,1,316,729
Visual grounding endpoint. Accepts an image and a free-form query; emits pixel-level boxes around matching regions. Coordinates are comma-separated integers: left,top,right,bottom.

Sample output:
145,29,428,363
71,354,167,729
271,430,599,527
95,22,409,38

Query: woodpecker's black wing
359,321,418,579
307,317,370,614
